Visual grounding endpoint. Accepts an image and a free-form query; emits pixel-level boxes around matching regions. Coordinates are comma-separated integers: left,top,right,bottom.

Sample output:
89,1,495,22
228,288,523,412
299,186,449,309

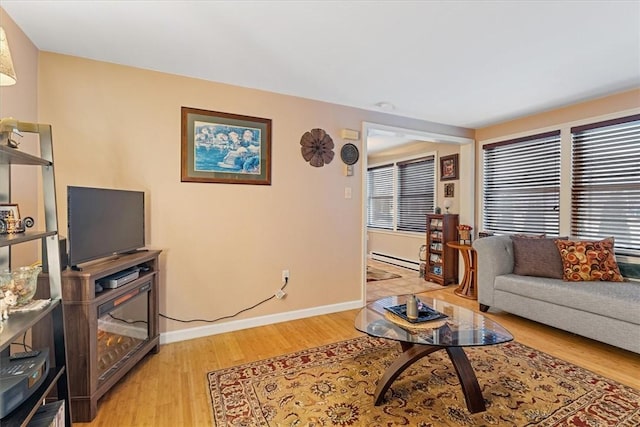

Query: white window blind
367,165,393,229
571,114,640,255
367,156,435,232
397,157,435,232
483,131,561,235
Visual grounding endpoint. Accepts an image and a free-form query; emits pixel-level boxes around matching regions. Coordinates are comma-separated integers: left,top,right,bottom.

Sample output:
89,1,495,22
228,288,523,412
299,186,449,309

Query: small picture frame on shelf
0,203,21,235
0,203,20,221
0,203,34,234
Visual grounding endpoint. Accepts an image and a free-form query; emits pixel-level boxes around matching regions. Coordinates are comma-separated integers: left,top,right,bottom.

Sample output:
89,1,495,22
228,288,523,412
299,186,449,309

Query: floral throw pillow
554,237,624,282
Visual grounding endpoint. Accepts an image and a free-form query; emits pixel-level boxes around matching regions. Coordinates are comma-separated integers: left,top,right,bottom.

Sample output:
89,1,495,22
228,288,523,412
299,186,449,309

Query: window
571,114,640,255
367,156,435,233
367,165,393,229
482,131,561,235
397,158,435,232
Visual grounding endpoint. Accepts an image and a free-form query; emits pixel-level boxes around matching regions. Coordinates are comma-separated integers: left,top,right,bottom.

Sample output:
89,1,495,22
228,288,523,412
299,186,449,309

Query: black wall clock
340,143,359,165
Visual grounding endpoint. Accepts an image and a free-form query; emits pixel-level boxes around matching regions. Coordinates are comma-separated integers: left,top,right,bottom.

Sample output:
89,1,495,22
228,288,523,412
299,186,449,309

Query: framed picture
444,183,455,197
440,153,459,181
0,203,20,221
181,107,272,185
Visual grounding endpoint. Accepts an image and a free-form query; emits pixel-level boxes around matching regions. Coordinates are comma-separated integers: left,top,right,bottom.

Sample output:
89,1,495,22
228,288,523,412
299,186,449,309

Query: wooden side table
446,242,477,300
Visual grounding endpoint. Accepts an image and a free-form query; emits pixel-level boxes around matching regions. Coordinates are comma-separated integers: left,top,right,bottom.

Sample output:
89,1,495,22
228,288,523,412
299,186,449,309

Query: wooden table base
373,342,486,413
448,242,478,300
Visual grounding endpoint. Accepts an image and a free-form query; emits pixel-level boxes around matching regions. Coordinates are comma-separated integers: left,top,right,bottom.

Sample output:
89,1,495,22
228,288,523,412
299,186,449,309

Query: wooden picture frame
444,183,455,197
181,107,272,185
440,153,459,181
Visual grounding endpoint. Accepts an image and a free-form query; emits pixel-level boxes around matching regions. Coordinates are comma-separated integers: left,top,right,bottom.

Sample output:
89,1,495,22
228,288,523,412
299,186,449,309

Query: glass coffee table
355,295,513,413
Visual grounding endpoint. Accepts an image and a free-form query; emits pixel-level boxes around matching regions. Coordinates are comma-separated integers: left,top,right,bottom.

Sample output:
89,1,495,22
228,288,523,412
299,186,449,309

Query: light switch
344,187,352,199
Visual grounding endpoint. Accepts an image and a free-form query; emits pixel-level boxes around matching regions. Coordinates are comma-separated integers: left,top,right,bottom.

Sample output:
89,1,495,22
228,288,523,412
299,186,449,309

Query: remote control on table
9,350,41,360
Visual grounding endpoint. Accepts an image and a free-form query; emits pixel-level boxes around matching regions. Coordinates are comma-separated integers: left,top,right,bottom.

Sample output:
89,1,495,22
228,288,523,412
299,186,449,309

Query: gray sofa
473,235,640,354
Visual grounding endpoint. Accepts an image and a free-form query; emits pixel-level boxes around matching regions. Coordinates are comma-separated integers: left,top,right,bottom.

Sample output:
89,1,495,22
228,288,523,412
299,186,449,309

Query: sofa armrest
472,235,514,307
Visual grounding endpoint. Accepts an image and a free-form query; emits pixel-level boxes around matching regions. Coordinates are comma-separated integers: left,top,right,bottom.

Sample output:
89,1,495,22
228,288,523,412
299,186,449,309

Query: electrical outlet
275,289,286,299
282,269,290,282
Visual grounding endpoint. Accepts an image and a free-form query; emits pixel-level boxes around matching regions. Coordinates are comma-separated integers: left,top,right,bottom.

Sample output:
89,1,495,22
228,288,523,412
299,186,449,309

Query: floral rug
366,266,402,282
208,336,640,426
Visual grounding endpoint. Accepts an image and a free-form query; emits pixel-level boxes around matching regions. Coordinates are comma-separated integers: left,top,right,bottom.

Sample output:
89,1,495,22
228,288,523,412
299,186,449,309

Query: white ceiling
2,1,639,131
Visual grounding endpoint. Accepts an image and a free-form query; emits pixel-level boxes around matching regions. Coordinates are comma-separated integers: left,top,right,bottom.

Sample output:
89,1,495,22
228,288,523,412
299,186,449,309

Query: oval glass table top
355,295,513,347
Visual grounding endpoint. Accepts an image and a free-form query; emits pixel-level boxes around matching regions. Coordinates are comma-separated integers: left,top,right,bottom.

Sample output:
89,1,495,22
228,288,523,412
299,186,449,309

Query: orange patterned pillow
554,237,623,282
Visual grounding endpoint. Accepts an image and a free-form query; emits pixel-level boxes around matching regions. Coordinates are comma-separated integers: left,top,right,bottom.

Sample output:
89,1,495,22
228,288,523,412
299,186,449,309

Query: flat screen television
67,186,145,268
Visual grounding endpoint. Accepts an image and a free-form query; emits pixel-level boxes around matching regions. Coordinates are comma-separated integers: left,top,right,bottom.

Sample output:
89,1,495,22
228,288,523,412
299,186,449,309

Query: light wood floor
76,273,640,426
366,259,441,301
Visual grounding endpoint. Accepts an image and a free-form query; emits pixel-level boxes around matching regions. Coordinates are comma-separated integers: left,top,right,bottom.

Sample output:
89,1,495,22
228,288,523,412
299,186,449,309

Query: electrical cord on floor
159,277,289,324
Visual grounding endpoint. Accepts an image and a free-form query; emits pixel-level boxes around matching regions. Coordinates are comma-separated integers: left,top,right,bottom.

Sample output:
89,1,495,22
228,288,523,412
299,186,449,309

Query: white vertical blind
397,157,435,232
367,165,393,229
483,131,561,235
571,114,640,255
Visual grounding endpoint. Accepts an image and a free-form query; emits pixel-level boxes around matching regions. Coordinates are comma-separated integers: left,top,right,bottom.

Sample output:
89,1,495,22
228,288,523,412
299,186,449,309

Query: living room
1,2,638,426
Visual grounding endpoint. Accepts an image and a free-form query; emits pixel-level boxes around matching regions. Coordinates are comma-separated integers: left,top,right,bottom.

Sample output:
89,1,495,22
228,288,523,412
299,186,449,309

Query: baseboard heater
370,252,420,271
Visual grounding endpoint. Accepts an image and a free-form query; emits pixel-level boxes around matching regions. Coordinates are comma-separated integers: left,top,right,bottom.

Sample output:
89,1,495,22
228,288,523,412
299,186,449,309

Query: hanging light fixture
0,27,17,86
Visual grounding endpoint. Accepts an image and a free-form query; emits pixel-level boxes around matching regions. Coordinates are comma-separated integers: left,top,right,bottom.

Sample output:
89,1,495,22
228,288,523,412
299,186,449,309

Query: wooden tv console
36,250,161,422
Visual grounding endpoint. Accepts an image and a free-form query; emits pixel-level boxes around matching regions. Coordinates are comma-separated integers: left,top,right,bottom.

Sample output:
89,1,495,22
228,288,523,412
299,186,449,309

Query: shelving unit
425,213,459,286
0,122,72,426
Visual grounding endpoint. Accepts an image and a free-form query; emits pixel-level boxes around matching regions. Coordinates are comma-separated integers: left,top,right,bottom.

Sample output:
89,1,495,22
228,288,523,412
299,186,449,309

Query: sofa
473,235,640,354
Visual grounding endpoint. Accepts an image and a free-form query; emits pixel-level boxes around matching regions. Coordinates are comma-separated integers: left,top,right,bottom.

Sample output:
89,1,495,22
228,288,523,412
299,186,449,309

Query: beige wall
475,89,640,142
0,8,39,266
36,52,473,336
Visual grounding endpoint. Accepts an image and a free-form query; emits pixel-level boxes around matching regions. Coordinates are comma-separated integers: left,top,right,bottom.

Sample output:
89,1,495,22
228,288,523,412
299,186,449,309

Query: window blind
367,165,394,229
483,131,561,235
397,157,435,232
571,114,640,255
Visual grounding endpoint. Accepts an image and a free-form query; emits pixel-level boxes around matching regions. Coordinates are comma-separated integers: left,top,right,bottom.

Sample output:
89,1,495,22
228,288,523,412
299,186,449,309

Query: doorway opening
360,122,475,303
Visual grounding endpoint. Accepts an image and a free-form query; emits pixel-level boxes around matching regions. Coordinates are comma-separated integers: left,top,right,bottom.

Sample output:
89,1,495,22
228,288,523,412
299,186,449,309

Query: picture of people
181,107,271,185
193,121,262,174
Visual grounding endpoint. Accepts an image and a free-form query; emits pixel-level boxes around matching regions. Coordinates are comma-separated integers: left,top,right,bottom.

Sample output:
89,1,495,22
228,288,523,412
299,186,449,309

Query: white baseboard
369,251,420,271
159,299,363,344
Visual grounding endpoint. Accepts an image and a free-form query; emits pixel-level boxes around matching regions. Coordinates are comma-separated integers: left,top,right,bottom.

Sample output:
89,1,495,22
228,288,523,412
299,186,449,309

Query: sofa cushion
511,236,566,279
494,274,640,325
555,237,624,282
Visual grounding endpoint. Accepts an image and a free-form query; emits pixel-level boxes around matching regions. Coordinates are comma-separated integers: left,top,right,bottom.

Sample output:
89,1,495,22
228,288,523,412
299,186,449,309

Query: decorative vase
406,295,419,319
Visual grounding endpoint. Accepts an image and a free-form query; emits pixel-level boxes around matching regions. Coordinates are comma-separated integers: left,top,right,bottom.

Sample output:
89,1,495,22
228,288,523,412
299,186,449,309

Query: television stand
35,250,162,422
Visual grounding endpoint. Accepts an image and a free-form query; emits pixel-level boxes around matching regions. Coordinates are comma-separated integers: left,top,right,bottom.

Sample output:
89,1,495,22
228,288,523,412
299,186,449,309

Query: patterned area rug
208,336,640,426
367,266,402,282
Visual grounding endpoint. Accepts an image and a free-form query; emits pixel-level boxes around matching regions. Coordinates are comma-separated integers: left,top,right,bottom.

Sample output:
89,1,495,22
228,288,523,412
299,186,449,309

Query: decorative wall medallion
300,128,334,167
340,143,359,165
